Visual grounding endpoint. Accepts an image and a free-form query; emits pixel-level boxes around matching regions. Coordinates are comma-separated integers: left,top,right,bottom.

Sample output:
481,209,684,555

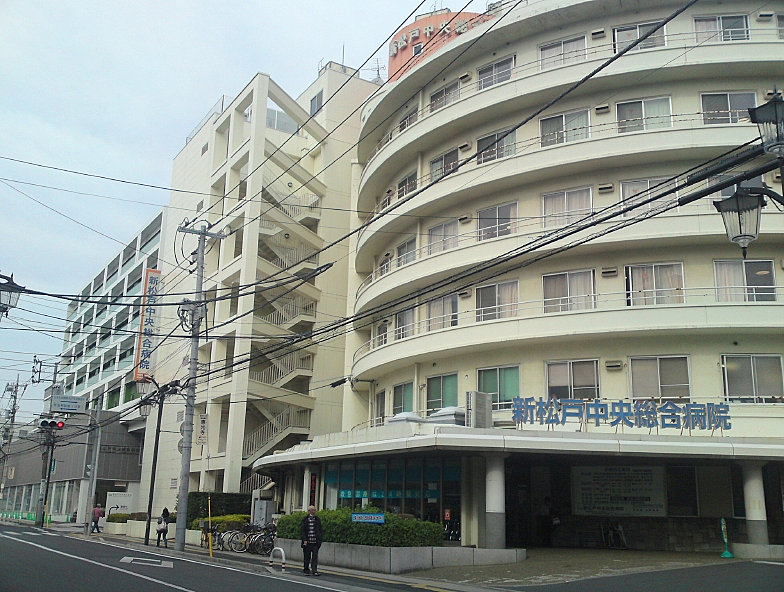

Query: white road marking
120,556,173,568
754,560,784,566
0,533,196,592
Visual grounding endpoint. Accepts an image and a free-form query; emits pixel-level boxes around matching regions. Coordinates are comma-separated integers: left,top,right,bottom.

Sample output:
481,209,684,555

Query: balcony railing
242,406,311,459
248,352,314,386
353,286,784,365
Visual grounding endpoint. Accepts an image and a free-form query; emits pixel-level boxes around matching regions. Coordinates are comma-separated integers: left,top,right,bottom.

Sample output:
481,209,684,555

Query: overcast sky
0,1,488,421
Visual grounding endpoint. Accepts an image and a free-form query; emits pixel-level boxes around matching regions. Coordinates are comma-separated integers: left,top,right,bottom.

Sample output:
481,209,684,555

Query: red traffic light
39,419,65,429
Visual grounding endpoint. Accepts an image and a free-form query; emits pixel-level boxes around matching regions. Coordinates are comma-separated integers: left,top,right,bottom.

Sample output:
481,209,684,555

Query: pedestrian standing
90,503,104,534
156,507,170,548
299,505,323,576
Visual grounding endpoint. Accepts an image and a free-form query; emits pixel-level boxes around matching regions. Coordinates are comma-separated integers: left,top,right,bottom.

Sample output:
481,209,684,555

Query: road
0,523,449,592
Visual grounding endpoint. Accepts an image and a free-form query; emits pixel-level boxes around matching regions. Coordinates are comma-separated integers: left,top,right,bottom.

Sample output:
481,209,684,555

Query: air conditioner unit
605,360,623,371
601,266,618,278
458,141,472,151
591,28,606,39
597,183,614,193
457,290,471,298
465,391,492,428
756,11,774,21
594,104,610,114
459,71,472,82
772,170,782,182
458,213,473,223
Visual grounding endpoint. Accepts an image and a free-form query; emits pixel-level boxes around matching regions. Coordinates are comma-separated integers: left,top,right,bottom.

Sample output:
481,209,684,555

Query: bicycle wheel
248,534,263,554
261,535,274,556
228,532,248,553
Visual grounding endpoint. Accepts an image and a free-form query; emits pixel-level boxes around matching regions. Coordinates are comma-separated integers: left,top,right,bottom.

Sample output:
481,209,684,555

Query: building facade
140,63,381,514
259,1,784,555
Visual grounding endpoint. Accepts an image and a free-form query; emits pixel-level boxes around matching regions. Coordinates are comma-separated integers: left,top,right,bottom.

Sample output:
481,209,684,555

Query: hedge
190,514,251,532
187,492,250,525
277,507,443,547
106,513,130,523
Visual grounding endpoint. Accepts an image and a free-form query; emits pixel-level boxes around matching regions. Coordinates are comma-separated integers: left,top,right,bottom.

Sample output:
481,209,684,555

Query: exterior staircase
242,405,311,467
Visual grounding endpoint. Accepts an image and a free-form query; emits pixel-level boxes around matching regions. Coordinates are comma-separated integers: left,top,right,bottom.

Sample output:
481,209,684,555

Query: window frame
477,55,515,91
616,96,672,133
428,220,459,255
478,201,517,240
620,178,672,216
310,90,324,116
625,262,685,306
429,80,460,113
395,236,417,267
477,128,516,164
542,186,593,228
429,148,459,182
399,110,418,133
700,91,757,125
397,170,418,199
539,35,587,70
475,280,518,321
721,354,784,403
714,259,776,302
613,21,666,53
540,109,590,147
546,359,600,400
426,293,459,331
694,14,750,43
477,365,520,409
426,373,458,412
542,268,596,312
394,308,415,340
629,355,691,401
393,381,414,414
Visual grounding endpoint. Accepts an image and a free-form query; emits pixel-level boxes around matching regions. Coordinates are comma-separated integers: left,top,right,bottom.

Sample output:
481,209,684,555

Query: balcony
352,286,784,377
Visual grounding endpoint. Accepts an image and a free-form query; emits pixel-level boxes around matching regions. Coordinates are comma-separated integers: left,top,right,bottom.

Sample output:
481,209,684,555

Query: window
543,269,596,312
667,466,698,517
477,129,516,164
310,90,323,116
378,253,392,276
695,15,749,43
779,15,784,39
547,360,599,399
714,260,775,302
395,308,414,339
393,381,414,414
702,174,764,211
613,21,665,52
625,263,684,305
412,42,423,56
396,237,416,267
428,220,458,254
399,110,418,133
630,356,690,400
542,187,592,227
701,92,756,124
374,390,386,425
477,56,514,90
430,149,459,181
722,354,784,403
375,323,388,347
478,202,517,240
426,294,458,331
621,179,671,215
616,97,671,133
397,171,417,199
476,280,518,321
427,374,458,412
478,366,519,408
430,81,459,112
540,36,586,69
540,109,589,146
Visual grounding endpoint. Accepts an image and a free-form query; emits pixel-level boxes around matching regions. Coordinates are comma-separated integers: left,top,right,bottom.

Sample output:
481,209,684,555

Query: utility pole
83,405,102,534
174,224,224,551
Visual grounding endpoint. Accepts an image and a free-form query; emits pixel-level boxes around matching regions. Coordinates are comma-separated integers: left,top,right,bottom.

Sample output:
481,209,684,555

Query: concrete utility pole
174,224,224,551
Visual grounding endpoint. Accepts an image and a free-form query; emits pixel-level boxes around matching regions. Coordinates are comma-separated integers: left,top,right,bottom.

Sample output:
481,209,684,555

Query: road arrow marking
120,556,174,568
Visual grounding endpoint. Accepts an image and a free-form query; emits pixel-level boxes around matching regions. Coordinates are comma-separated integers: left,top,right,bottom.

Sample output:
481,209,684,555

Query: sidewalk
6,519,741,590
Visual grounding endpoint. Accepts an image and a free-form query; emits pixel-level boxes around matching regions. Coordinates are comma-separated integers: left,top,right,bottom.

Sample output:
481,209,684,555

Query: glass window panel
543,273,568,312
646,98,672,129
724,355,754,397
426,376,442,411
618,101,644,133
540,116,563,146
478,368,499,396
442,374,458,407
631,358,660,397
499,367,519,402
547,362,570,399
562,36,586,64
727,92,756,123
540,42,561,69
564,110,589,142
702,94,731,124
572,360,598,398
754,356,784,398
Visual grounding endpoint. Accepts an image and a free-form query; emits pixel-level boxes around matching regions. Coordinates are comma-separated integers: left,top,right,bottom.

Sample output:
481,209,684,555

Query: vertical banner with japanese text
134,268,162,381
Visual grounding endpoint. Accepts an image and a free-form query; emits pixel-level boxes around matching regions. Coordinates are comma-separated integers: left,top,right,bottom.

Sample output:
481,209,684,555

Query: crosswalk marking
3,529,58,537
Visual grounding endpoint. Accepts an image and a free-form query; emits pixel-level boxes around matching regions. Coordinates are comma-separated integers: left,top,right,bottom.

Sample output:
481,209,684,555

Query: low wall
731,543,784,560
276,538,525,573
103,522,127,535
125,520,200,545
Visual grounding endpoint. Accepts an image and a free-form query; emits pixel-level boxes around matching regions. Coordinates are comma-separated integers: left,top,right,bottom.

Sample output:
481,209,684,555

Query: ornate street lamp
714,94,784,257
0,273,23,321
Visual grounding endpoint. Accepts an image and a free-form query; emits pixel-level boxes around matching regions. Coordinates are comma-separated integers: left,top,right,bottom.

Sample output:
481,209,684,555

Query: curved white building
260,1,784,555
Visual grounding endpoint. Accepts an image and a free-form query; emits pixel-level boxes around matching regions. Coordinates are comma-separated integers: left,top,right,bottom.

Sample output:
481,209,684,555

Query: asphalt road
0,523,439,592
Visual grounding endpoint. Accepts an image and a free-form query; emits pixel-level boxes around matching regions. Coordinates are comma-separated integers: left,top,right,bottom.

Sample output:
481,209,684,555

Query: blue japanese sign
511,397,731,430
351,513,385,524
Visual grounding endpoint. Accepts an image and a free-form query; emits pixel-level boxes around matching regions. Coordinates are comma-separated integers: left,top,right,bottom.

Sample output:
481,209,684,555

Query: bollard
268,546,286,572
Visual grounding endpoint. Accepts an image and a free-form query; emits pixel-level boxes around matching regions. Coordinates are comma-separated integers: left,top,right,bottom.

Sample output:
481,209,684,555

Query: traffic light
39,419,65,429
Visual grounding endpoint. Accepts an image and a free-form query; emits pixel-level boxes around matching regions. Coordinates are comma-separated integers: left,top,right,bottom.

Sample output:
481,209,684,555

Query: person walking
299,505,323,576
90,503,104,534
156,507,170,548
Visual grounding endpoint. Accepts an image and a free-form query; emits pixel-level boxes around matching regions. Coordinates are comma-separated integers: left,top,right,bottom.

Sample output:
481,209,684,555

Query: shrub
277,507,443,547
187,492,251,525
106,513,130,523
129,512,148,521
190,514,251,532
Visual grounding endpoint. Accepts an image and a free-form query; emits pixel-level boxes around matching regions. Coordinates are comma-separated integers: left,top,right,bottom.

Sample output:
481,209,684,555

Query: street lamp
0,273,23,321
713,94,784,257
138,377,179,546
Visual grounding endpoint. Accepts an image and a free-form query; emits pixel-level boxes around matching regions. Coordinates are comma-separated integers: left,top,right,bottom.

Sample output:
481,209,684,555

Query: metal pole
84,410,102,534
143,392,165,546
41,436,55,527
35,432,51,527
175,226,207,551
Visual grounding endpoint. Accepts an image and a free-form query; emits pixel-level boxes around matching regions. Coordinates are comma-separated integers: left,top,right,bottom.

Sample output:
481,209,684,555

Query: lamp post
713,94,784,256
138,378,179,546
0,273,23,322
